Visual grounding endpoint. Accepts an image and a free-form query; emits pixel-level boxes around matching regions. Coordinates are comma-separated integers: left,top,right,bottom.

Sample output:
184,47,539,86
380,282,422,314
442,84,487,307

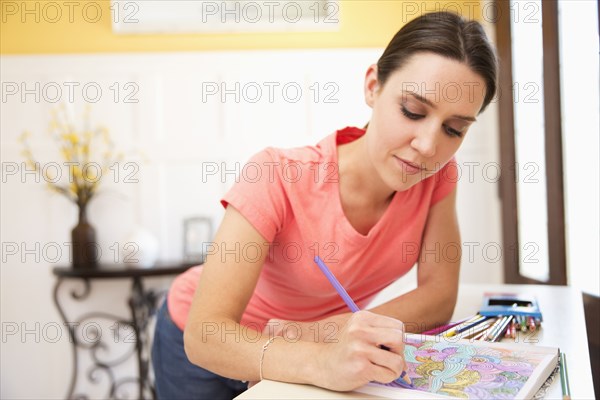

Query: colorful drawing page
356,334,559,400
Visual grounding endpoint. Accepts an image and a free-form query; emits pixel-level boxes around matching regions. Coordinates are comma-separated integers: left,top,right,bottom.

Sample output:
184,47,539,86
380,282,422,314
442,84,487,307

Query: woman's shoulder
258,126,362,163
253,130,339,166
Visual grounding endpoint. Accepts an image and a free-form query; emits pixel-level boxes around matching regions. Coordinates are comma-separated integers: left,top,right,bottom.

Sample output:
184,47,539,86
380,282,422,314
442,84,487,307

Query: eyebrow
403,91,477,122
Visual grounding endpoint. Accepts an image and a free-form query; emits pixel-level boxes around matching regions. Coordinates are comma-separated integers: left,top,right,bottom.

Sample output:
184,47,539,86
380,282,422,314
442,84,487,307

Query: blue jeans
151,300,248,399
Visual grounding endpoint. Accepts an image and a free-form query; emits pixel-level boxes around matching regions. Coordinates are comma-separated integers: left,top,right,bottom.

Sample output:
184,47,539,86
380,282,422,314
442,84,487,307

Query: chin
391,176,422,192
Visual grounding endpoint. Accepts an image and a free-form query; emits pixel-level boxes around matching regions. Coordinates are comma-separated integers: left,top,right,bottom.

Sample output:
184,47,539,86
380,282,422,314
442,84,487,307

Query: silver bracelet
259,336,280,381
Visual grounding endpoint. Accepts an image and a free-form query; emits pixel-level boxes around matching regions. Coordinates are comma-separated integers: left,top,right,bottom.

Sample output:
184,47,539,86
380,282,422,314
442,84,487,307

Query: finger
366,354,405,384
379,348,408,381
376,333,406,356
355,311,405,332
357,326,405,355
360,343,405,378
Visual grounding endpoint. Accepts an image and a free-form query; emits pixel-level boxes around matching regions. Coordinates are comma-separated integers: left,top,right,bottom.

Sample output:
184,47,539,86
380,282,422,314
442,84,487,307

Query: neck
337,133,395,209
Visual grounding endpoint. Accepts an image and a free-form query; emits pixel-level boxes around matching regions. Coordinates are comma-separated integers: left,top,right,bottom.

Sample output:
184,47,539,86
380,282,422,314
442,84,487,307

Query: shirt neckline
328,127,399,243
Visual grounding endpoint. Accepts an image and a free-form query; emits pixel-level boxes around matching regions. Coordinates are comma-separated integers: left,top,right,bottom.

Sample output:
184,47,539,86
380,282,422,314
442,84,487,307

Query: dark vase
71,204,98,269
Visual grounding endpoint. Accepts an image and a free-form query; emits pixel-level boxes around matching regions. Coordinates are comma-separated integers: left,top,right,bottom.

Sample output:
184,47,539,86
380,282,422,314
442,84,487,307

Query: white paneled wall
0,49,502,399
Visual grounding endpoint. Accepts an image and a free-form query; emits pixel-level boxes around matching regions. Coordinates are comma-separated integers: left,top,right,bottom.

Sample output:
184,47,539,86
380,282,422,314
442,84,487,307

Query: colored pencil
422,315,472,336
455,316,491,335
454,319,495,340
504,319,513,338
560,352,571,400
509,319,517,338
313,256,413,388
313,256,360,312
441,314,483,337
439,316,478,337
490,316,513,342
528,316,536,331
471,331,486,341
486,316,509,341
520,316,528,332
478,317,501,341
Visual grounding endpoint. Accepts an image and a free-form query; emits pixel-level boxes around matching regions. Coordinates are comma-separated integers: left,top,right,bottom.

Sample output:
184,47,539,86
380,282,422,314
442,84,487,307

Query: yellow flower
18,131,30,143
82,163,98,183
62,133,80,145
69,182,78,196
70,164,83,180
26,160,39,171
61,147,72,162
20,105,128,206
100,127,110,144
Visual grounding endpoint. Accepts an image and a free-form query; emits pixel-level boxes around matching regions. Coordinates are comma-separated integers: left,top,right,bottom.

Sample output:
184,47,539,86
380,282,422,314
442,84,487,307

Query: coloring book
356,334,559,399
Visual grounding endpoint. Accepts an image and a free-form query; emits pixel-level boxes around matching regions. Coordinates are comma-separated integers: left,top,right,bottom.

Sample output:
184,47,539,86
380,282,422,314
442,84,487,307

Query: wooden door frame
495,0,567,285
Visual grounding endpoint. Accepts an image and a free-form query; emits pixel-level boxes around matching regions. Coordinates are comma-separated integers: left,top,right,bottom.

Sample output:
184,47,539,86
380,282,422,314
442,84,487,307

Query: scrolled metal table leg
53,277,79,400
128,277,158,400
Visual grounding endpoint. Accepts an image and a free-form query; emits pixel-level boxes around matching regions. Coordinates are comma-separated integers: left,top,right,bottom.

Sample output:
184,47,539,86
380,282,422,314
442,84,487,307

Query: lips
393,156,425,174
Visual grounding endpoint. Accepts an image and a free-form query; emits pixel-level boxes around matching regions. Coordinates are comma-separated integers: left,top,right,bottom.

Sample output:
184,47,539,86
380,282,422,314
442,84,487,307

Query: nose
410,126,437,158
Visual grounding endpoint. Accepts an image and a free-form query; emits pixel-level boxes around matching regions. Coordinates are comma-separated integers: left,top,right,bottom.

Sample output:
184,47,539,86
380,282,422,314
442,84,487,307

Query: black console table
52,263,197,400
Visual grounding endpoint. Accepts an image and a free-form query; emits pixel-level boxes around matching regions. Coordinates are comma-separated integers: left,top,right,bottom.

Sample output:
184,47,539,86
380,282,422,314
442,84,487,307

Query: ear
364,64,381,108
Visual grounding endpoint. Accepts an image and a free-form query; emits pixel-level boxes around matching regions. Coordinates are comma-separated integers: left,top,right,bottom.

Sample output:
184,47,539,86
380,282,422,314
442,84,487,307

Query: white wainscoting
0,49,502,399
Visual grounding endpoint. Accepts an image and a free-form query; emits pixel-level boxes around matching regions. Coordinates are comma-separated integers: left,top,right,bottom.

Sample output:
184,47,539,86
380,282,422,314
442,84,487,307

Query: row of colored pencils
423,314,542,341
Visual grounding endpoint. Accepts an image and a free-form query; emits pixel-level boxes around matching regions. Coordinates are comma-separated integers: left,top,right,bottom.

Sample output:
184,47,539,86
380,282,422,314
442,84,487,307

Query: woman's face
364,52,486,192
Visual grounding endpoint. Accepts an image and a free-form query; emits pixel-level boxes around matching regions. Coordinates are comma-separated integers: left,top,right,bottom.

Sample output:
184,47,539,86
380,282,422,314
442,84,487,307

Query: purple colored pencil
312,256,414,388
313,256,360,312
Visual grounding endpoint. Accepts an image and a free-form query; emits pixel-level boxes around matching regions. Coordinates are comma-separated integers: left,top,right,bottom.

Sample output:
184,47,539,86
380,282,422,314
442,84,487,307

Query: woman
152,11,498,399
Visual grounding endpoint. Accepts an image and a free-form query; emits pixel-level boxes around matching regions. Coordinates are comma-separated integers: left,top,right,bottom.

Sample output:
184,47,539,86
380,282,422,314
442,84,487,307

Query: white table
237,284,595,399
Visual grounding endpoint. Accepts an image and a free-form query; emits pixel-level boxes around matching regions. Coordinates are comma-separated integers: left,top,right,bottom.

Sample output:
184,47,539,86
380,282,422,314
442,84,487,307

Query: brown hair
376,11,498,113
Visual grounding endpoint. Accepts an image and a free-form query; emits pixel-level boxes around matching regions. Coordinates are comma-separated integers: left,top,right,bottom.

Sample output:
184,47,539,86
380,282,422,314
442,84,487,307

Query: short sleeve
430,158,459,207
220,149,288,243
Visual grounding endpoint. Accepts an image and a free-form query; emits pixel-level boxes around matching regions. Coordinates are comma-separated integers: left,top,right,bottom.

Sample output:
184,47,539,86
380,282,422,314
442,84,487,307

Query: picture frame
183,216,213,263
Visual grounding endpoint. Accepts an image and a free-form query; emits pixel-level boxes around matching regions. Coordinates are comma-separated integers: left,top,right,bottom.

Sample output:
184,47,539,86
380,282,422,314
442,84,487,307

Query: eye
444,125,464,138
401,106,424,120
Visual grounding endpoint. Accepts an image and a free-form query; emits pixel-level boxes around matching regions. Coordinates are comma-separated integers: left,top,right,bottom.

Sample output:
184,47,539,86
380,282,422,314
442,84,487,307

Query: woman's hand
312,311,407,391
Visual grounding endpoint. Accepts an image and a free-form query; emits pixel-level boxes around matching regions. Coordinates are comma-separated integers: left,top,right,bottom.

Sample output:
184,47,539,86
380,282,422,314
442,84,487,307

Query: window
496,0,567,284
557,0,600,297
509,0,550,282
497,0,600,295
111,0,340,34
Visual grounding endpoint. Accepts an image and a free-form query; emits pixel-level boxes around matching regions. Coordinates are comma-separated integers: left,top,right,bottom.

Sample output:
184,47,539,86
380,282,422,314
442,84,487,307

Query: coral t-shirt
168,126,458,331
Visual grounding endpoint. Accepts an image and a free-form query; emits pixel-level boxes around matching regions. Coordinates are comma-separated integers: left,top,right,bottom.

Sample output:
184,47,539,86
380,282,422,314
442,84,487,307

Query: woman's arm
265,189,461,340
368,188,461,332
184,205,407,390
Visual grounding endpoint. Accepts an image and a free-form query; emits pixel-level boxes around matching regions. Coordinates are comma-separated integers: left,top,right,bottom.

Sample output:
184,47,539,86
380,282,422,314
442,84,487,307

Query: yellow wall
1,0,483,54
